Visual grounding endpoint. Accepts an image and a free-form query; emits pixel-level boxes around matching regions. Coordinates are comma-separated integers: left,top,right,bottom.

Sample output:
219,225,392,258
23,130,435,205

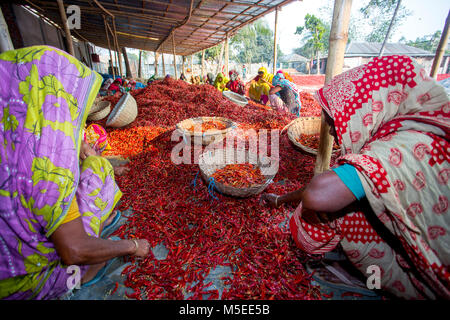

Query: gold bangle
132,239,139,254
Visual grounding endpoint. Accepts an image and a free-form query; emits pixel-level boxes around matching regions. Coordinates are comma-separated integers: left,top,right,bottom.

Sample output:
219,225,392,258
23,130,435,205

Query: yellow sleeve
62,196,81,224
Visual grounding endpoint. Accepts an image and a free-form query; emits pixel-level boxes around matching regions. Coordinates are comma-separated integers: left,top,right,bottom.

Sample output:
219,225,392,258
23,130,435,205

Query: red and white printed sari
290,55,450,299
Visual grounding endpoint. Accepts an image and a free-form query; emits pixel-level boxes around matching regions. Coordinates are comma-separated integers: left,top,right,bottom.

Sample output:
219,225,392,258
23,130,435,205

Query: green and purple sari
0,46,121,299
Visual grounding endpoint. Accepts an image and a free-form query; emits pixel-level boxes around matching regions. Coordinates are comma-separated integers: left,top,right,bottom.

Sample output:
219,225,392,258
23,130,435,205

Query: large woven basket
106,93,137,128
87,104,110,121
287,117,340,155
89,98,109,114
198,148,277,198
222,91,248,107
176,116,237,146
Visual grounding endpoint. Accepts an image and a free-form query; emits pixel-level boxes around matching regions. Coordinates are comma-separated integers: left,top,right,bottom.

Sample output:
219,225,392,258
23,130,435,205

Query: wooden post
190,55,194,75
162,53,166,76
122,47,132,78
112,18,123,76
216,42,225,75
224,33,229,76
379,0,402,57
103,16,115,78
56,0,74,56
430,9,450,79
182,55,186,75
138,50,142,79
314,0,353,175
172,32,177,78
272,7,279,74
154,51,159,77
201,49,205,78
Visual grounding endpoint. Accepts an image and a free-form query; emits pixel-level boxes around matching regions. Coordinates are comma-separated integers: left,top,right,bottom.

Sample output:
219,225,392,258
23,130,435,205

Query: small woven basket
87,104,111,121
106,93,138,128
198,148,277,198
223,91,248,107
287,117,340,155
176,116,237,146
287,117,322,155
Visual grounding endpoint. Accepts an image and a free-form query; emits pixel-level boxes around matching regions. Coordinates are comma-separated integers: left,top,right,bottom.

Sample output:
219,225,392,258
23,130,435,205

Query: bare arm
269,86,282,95
261,170,357,213
50,217,149,266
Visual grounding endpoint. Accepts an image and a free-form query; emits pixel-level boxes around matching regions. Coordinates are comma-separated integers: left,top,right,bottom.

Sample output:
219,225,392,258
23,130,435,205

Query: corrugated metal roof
345,42,436,57
280,53,308,63
17,0,296,56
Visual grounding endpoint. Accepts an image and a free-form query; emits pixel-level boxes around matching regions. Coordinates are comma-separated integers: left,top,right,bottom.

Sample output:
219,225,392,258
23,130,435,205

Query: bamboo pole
272,7,279,74
216,42,225,75
224,33,229,76
379,0,401,57
314,0,353,175
190,55,194,74
122,47,132,78
182,55,186,75
0,7,14,53
111,18,123,76
56,0,74,56
172,32,177,79
103,16,115,78
430,9,450,79
162,53,166,76
201,49,205,78
154,51,159,77
138,50,142,78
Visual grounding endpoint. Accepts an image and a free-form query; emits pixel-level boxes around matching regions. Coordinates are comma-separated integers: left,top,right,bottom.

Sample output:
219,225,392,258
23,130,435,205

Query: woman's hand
260,193,281,208
114,166,130,176
80,140,97,161
132,239,150,257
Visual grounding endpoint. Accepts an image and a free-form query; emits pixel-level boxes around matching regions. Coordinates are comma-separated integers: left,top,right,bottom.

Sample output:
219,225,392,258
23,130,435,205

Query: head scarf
214,72,229,91
226,70,244,95
272,72,302,115
312,55,450,298
207,73,215,85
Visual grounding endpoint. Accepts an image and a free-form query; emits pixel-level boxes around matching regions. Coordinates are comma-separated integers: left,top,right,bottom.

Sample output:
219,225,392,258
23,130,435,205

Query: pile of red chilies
98,77,328,300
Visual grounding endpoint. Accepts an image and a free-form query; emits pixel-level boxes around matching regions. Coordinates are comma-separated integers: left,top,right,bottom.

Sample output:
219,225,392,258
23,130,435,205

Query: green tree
406,31,445,53
230,19,282,66
295,14,326,74
360,0,411,42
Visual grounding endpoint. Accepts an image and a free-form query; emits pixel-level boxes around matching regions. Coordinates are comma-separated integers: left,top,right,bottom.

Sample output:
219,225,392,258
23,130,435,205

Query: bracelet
275,196,279,207
131,239,139,254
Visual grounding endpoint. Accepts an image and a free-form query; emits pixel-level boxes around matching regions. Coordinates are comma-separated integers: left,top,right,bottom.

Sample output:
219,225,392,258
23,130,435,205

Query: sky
263,0,450,55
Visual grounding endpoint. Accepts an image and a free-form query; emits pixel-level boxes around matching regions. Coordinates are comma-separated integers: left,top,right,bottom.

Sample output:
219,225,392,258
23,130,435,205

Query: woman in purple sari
0,46,149,299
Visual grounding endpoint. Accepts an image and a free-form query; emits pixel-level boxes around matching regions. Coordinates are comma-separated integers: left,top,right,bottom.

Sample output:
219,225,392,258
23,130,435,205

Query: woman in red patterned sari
261,55,449,299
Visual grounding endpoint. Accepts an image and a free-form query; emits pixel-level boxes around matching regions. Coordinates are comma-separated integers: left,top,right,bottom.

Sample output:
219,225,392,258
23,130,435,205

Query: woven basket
198,148,277,198
89,99,110,114
287,117,340,155
106,93,138,128
176,116,237,146
87,104,111,121
222,91,248,107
